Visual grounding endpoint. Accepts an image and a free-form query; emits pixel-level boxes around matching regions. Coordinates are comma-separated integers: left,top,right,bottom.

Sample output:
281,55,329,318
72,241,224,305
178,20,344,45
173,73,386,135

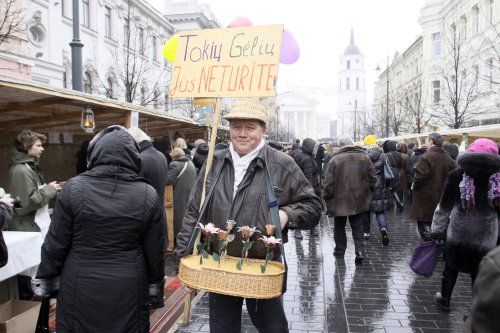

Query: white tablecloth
0,231,43,282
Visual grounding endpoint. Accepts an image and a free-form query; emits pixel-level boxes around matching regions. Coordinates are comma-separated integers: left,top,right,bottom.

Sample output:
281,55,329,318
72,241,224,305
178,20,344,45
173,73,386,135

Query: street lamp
375,56,390,137
70,0,84,91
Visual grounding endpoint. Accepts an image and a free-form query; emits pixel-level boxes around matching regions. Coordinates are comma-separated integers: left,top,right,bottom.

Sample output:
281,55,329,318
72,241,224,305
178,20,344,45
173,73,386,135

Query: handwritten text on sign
169,25,283,98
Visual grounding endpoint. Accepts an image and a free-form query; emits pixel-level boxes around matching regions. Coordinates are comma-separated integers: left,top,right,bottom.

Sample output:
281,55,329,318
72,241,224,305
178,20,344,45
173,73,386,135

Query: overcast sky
149,0,425,117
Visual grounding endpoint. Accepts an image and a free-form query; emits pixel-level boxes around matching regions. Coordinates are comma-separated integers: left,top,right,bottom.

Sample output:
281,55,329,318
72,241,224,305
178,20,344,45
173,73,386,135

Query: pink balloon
227,17,253,28
280,29,300,65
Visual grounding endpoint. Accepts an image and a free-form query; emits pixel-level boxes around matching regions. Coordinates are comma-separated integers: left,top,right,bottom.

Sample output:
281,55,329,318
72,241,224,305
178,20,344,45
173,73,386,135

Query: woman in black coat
33,126,165,332
383,140,403,211
431,138,500,312
364,145,392,245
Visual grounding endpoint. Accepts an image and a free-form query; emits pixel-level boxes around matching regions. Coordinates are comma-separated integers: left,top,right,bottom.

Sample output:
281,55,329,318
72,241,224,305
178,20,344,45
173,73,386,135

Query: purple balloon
227,17,253,28
280,29,300,65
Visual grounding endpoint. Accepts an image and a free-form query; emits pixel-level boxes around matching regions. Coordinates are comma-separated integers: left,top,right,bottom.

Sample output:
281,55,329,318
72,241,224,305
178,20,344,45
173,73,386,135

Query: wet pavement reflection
174,209,472,332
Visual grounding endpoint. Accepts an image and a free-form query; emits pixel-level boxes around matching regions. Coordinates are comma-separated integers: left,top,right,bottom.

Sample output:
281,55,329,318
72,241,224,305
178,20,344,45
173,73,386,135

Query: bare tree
94,1,169,110
387,93,407,137
432,27,485,129
0,0,23,48
402,83,432,133
477,10,500,87
373,103,388,138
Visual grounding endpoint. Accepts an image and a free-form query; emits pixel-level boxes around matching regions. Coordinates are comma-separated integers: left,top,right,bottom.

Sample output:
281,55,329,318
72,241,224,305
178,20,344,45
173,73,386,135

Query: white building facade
0,0,220,117
277,91,320,141
337,30,367,141
374,0,499,135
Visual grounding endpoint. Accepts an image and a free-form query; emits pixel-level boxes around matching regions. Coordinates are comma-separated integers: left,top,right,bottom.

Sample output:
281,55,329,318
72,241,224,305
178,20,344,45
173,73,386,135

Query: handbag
383,155,395,181
409,241,442,277
35,296,50,333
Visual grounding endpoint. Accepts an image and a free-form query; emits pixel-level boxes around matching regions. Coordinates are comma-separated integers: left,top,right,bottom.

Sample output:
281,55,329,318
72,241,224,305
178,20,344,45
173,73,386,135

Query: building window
339,79,341,89
61,0,69,18
473,64,479,85
356,77,359,90
82,0,90,28
474,6,480,34
141,86,147,105
139,27,145,54
490,0,495,24
124,18,130,47
347,60,350,69
104,6,111,38
84,71,92,94
432,32,441,56
27,24,45,46
154,90,160,109
107,77,114,99
63,72,67,88
432,80,440,103
460,16,467,40
346,78,350,90
488,58,494,90
152,36,158,61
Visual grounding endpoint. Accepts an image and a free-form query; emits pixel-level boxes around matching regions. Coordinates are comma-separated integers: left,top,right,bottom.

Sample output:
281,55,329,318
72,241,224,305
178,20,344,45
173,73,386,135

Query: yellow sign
168,25,283,98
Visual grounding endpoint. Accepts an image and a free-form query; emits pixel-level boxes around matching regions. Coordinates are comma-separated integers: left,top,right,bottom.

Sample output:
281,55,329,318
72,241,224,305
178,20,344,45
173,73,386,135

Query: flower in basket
196,222,220,264
238,226,258,239
260,235,283,248
226,220,236,232
259,236,283,273
265,224,276,236
212,229,235,266
198,222,219,237
236,226,260,270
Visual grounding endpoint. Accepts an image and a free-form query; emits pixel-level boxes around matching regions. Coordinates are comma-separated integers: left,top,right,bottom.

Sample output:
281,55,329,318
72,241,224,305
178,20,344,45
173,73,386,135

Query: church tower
337,29,366,141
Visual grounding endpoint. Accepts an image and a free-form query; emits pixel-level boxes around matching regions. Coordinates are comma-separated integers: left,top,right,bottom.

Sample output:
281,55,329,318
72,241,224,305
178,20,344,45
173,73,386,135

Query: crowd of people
0,97,498,332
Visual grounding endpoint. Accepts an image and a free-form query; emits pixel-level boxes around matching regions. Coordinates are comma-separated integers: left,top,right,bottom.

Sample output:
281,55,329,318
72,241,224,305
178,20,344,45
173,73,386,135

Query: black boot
434,275,454,312
434,292,450,312
355,251,364,264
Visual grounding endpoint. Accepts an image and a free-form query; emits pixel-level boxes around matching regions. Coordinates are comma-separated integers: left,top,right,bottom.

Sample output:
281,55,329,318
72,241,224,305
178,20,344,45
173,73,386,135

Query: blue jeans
363,212,388,233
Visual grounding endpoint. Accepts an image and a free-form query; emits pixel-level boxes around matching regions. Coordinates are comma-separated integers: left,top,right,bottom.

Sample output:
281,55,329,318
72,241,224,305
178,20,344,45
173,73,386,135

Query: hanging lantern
81,106,95,133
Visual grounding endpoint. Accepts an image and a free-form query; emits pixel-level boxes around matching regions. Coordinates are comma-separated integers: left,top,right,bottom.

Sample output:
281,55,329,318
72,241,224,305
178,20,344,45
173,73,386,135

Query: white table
0,231,43,282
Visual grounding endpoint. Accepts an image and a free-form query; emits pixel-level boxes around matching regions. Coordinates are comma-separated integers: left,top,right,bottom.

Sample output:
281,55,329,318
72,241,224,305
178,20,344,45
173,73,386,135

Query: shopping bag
35,296,50,333
409,241,442,277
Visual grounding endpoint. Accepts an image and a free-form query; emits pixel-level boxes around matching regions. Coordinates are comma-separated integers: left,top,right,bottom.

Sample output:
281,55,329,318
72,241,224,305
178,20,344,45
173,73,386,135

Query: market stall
0,75,212,331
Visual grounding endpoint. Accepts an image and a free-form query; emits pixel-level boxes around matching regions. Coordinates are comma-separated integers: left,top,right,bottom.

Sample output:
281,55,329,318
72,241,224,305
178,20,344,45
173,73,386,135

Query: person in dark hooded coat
431,138,500,312
127,127,169,201
288,139,301,159
32,126,165,333
382,140,403,211
364,145,392,245
193,142,209,172
291,137,320,238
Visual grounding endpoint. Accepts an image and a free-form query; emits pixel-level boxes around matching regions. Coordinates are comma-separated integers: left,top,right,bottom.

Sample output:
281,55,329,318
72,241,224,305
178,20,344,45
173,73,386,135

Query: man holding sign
175,98,322,332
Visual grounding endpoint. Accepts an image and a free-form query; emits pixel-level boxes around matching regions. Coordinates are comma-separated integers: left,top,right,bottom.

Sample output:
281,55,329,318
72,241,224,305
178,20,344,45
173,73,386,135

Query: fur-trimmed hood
457,152,500,179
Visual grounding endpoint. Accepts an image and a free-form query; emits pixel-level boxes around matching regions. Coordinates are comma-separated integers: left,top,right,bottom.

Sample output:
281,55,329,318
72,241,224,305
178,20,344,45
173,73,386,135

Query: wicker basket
178,255,285,299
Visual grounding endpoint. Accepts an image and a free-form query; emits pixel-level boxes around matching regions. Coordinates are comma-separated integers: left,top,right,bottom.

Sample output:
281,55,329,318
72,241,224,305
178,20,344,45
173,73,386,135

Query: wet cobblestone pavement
174,208,472,332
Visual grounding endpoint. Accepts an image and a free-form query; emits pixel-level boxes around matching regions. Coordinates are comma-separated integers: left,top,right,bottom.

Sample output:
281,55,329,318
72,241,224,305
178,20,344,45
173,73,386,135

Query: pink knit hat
468,138,499,155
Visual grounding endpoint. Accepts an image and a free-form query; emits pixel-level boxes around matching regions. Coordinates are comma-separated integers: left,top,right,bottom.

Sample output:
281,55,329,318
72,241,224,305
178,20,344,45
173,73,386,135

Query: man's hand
49,181,63,192
0,194,13,207
279,210,288,230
